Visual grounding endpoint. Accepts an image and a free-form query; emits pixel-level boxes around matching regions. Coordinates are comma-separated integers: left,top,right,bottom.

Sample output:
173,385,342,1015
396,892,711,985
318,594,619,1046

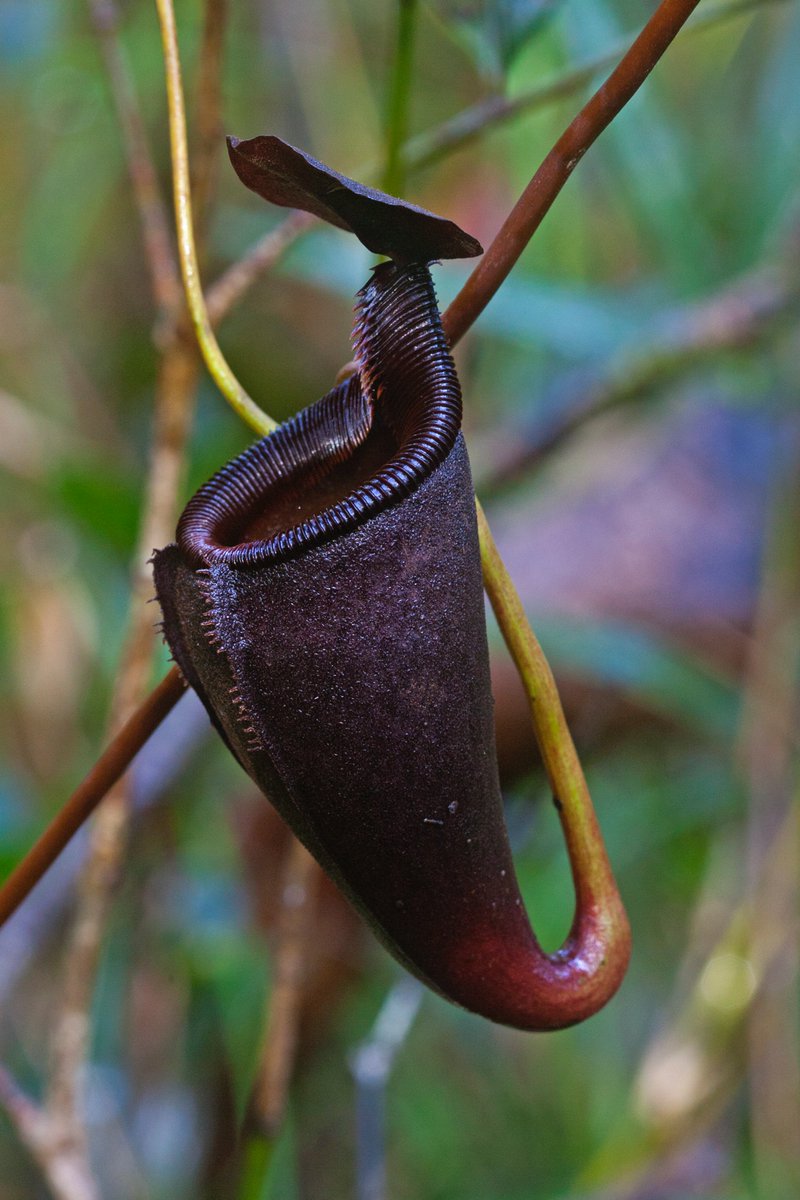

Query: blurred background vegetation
1,0,799,1197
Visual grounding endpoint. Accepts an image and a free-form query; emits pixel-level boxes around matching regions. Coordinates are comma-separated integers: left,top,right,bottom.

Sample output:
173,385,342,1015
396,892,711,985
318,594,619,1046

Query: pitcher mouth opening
176,263,462,569
177,378,386,566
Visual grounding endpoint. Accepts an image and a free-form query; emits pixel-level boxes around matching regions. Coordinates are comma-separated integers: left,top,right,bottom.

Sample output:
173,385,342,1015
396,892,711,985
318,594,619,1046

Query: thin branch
442,0,704,346
0,1066,99,1200
0,0,237,952
205,210,316,328
181,0,766,347
251,839,320,1138
0,7,205,1189
570,791,800,1200
39,29,228,1157
335,0,710,381
191,0,229,241
86,0,181,316
36,3,218,1154
0,693,208,1010
403,0,787,174
477,503,630,970
0,1066,48,1160
46,349,199,1127
0,668,185,929
155,0,275,435
479,260,799,491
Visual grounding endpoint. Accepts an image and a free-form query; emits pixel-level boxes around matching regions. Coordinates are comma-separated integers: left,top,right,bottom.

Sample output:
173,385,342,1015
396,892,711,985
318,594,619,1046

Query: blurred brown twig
568,467,800,1197
192,0,229,244
251,839,320,1138
195,0,775,353
478,259,800,491
87,0,181,317
403,0,789,174
0,1065,98,1200
0,2,228,1195
443,0,703,345
42,0,226,1165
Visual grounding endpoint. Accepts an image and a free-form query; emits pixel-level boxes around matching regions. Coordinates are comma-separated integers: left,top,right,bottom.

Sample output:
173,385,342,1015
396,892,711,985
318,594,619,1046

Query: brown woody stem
0,668,186,927
443,0,702,346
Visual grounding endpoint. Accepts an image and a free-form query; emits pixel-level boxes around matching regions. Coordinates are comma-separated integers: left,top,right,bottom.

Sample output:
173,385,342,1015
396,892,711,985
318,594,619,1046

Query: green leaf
239,1120,298,1200
53,461,140,557
435,0,562,80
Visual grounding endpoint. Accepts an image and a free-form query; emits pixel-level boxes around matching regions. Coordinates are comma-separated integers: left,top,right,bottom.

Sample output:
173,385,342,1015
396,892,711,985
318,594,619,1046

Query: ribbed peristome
177,261,461,567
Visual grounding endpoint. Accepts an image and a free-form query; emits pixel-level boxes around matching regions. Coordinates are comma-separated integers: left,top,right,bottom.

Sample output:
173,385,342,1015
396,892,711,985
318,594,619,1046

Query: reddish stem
0,668,186,927
443,0,702,346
